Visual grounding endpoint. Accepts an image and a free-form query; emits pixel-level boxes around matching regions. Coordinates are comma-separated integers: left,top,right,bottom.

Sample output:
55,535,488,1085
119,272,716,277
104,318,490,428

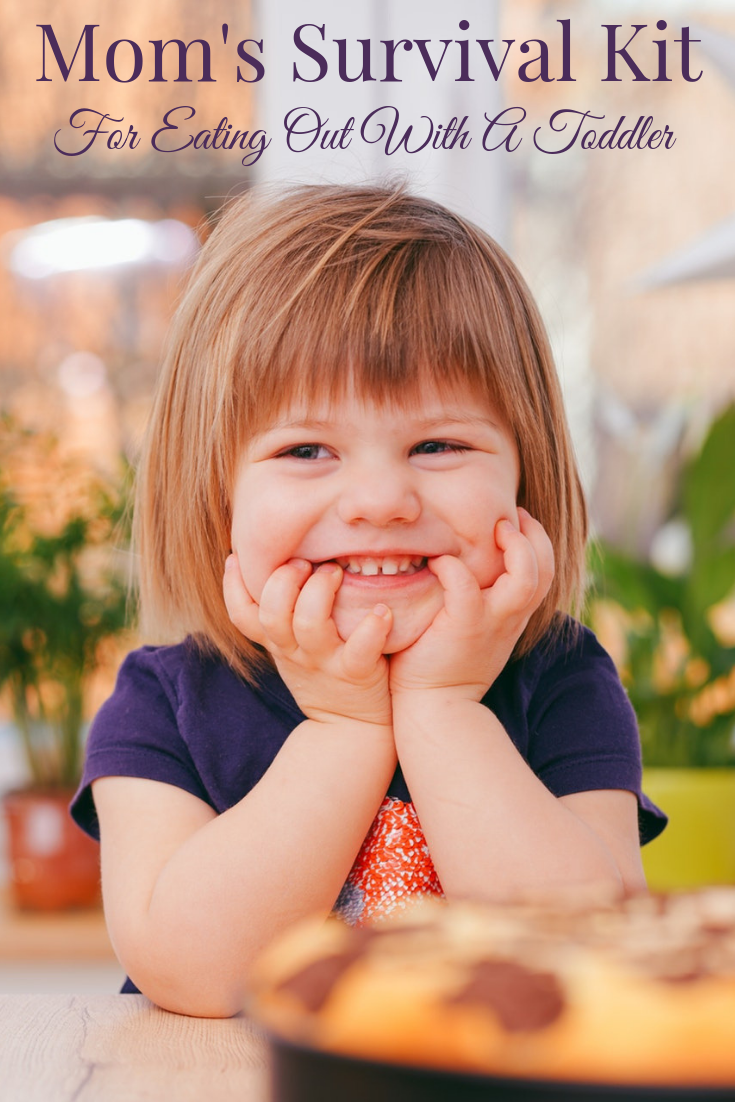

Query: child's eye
411,440,469,456
279,444,331,460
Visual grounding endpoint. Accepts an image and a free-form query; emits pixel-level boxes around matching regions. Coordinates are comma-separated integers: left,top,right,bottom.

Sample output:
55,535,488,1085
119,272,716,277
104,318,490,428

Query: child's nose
337,466,421,527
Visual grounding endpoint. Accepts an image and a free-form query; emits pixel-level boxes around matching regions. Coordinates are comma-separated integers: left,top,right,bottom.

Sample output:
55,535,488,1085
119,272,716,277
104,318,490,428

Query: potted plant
586,402,735,890
0,419,131,909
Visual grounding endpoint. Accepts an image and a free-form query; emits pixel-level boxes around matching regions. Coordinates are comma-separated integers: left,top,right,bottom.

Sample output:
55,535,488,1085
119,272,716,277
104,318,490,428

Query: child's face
231,382,520,654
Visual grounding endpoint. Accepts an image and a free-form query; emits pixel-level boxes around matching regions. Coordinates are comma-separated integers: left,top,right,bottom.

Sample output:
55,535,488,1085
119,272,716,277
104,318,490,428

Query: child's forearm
102,718,396,1017
392,693,624,901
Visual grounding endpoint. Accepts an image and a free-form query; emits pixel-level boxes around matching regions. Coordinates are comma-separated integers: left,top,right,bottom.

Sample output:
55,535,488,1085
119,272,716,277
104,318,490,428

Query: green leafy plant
0,419,132,789
586,403,735,768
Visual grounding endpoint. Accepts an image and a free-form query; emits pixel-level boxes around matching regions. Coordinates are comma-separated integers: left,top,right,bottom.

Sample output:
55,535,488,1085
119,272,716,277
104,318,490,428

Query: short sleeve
70,647,213,840
524,627,667,845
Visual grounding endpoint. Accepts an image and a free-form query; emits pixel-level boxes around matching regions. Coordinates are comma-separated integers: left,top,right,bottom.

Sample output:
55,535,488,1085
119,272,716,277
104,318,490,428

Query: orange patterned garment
334,796,444,926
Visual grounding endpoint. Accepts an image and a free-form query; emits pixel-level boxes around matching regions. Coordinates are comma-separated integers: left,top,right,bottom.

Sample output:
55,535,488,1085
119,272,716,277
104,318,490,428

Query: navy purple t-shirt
71,621,665,992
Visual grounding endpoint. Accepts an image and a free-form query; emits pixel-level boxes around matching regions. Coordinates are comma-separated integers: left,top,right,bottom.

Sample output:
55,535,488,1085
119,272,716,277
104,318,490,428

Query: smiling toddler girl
72,185,665,1017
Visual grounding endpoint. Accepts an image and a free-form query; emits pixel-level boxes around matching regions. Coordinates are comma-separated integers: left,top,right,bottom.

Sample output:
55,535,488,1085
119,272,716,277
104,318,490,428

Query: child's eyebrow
418,414,502,432
262,413,502,434
264,418,337,433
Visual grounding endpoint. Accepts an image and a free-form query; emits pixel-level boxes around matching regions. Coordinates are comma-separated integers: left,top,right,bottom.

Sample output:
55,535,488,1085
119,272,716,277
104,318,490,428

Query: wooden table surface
0,994,270,1102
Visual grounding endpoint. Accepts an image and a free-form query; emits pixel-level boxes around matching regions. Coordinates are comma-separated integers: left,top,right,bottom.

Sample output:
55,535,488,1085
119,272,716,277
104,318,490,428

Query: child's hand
223,555,393,728
388,509,554,701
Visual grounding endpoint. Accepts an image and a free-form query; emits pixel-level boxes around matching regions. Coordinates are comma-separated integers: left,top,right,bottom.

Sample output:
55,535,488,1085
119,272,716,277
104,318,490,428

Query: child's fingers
518,507,555,596
258,559,312,651
491,521,539,614
290,563,343,652
492,513,554,617
427,555,483,622
341,604,393,677
223,554,265,645
507,509,555,607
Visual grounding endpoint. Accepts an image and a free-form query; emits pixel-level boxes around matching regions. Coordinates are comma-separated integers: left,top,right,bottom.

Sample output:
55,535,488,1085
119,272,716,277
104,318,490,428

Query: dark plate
269,1036,735,1102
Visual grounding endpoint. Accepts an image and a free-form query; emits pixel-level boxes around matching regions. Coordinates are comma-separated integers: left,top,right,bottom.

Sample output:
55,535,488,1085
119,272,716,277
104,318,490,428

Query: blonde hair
136,183,588,679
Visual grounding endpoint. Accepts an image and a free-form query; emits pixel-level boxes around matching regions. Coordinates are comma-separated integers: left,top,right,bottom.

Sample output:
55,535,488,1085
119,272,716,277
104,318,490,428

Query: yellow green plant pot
642,768,735,891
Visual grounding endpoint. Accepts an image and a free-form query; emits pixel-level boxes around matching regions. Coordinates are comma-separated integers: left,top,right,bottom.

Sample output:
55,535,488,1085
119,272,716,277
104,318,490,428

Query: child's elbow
129,962,246,1019
151,989,243,1019
109,914,257,1018
116,938,250,1018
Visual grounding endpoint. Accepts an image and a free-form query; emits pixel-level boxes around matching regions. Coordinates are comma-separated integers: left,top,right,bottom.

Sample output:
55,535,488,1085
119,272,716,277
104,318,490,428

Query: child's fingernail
373,603,391,619
225,554,236,572
499,519,515,533
314,561,340,575
290,558,312,570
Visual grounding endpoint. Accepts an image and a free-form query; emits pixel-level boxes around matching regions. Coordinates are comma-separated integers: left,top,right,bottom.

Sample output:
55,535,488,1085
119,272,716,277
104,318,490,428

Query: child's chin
333,606,437,654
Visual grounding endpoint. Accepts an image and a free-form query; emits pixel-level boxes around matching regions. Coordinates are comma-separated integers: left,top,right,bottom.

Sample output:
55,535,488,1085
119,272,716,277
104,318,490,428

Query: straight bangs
232,204,520,438
136,184,588,678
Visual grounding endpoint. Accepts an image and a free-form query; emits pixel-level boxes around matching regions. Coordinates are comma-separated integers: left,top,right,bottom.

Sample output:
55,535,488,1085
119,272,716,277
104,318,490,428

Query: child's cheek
462,532,512,591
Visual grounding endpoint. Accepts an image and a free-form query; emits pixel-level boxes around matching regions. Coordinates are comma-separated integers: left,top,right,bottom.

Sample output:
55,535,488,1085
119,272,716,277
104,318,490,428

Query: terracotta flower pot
2,788,101,910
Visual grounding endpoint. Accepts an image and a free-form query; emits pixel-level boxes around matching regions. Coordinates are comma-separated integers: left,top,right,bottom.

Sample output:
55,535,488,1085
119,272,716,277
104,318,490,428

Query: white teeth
335,555,428,576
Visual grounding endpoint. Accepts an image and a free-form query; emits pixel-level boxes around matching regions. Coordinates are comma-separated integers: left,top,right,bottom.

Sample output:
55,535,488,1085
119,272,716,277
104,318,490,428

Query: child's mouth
320,555,428,577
